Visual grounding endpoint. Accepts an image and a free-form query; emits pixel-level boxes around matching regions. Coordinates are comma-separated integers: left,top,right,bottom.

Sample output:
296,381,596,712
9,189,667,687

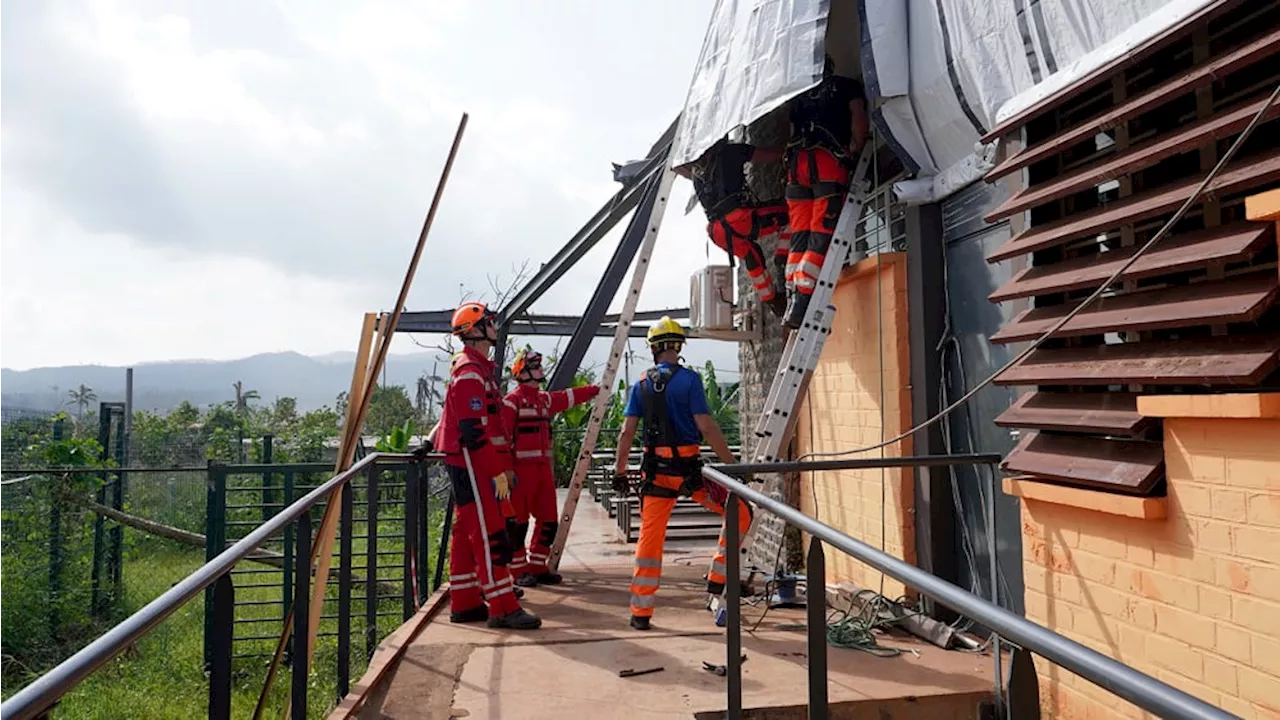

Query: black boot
765,295,787,319
514,586,525,599
488,608,543,630
535,572,563,586
515,573,539,587
630,615,651,631
783,292,811,330
450,606,488,624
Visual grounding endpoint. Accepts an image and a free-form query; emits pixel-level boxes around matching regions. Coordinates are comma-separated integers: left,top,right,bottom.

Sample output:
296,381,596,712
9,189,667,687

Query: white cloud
1,0,726,372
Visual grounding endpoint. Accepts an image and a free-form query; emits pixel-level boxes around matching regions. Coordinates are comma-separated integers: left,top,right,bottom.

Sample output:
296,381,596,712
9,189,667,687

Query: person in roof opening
431,301,540,629
675,138,790,318
611,317,753,630
781,54,869,329
500,349,601,587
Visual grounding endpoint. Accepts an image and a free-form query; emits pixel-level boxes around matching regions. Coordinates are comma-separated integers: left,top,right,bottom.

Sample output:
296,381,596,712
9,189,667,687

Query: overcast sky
2,0,739,372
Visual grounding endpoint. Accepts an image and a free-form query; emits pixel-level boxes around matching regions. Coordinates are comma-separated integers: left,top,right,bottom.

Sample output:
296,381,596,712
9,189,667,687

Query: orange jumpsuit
624,363,753,620
500,383,600,578
784,75,865,296
692,141,790,305
435,347,522,618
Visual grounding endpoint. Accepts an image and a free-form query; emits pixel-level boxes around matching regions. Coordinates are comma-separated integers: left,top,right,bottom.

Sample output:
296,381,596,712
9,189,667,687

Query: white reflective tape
486,586,514,600
456,371,486,383
515,449,543,459
482,576,513,591
629,594,656,608
451,573,477,581
635,557,662,569
451,581,479,591
566,388,577,405
631,576,660,588
518,408,539,417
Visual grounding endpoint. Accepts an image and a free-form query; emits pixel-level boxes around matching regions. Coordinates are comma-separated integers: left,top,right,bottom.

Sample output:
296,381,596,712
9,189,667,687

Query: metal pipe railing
0,452,420,720
709,453,1002,475
703,465,1236,720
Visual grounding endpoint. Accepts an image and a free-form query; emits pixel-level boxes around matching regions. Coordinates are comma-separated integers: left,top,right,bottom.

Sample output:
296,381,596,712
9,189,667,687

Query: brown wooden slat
988,223,1272,302
991,272,1280,343
985,28,1280,181
1001,431,1165,495
986,150,1280,264
994,333,1280,386
994,391,1151,435
986,97,1280,221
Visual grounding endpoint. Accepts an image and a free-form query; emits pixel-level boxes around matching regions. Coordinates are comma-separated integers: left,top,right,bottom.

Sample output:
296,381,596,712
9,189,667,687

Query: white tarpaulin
675,0,1216,202
877,0,1215,203
671,0,831,168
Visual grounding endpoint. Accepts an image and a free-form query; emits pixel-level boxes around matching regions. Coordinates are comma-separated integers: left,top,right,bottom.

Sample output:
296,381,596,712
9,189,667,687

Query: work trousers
785,146,851,295
446,461,521,617
508,462,559,576
629,447,755,618
707,204,791,303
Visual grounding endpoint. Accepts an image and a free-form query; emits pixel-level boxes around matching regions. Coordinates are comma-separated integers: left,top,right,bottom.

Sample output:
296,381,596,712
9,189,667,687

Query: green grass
7,507,445,719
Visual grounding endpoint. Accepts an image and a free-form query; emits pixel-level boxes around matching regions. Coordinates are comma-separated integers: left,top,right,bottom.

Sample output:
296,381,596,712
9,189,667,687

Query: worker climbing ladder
546,162,678,573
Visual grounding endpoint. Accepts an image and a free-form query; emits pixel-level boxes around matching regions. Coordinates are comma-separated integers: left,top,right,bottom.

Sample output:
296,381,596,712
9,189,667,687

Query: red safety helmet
451,301,497,338
511,349,544,382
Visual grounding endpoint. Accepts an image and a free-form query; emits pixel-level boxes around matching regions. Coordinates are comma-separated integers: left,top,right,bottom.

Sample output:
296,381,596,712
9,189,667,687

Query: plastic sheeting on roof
870,0,1213,204
675,0,1214,203
670,0,830,168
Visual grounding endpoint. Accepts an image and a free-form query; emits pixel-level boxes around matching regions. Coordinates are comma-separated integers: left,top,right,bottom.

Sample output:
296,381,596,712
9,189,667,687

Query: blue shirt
623,362,710,445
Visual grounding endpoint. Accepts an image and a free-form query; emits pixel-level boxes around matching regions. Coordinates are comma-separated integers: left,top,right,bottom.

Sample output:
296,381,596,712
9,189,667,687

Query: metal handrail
0,452,419,720
702,465,1236,720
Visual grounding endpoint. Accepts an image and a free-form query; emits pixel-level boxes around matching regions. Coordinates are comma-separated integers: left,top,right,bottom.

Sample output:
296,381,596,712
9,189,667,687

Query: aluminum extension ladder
728,142,877,579
545,163,678,573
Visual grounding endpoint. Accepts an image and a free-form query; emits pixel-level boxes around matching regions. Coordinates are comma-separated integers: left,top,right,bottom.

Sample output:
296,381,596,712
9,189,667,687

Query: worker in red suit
432,301,541,629
500,349,601,587
676,138,789,318
781,54,869,329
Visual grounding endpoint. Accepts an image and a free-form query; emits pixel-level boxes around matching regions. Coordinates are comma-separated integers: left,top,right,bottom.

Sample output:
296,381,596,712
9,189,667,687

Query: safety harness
638,365,704,499
694,147,784,273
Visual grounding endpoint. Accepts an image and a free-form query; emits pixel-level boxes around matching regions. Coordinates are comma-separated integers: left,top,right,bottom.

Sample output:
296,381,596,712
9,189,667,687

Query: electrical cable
797,81,1280,462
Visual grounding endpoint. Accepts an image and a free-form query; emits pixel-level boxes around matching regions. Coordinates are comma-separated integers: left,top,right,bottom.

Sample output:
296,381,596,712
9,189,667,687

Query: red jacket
501,383,600,466
436,347,511,476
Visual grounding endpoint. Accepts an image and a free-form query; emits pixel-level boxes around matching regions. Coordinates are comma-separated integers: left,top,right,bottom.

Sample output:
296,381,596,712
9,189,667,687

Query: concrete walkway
349,493,996,719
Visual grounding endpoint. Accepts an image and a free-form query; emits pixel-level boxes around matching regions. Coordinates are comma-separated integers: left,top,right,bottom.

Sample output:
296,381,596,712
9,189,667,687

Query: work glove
411,441,433,462
493,471,513,501
610,470,632,498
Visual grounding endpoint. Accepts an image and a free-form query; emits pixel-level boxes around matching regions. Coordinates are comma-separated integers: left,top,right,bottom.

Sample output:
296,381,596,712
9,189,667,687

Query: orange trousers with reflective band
629,446,754,618
707,205,791,303
785,146,851,295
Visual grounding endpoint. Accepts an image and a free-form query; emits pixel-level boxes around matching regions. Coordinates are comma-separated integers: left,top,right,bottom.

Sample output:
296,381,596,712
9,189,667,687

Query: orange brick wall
795,254,914,598
1019,415,1280,719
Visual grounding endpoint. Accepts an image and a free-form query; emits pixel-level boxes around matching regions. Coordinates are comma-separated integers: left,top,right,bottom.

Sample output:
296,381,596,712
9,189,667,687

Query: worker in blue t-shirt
611,316,753,630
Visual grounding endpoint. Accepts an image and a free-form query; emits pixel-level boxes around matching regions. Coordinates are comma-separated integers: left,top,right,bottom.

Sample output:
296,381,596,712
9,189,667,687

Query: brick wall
794,254,915,598
1018,401,1280,719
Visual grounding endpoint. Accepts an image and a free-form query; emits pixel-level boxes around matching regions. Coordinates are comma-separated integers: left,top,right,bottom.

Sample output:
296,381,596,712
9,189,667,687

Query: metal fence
1,453,450,717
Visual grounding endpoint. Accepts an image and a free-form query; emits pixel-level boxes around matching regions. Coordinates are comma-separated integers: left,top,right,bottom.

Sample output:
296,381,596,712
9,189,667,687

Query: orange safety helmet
511,349,544,381
450,301,497,338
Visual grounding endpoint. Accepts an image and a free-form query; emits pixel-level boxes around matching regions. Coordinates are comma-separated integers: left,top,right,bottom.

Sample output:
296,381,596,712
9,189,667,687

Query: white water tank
690,265,734,331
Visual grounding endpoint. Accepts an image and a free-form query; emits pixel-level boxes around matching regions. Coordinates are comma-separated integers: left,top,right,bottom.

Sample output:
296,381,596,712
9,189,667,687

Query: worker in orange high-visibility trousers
781,54,869,329
676,138,790,318
430,301,540,629
500,349,601,587
611,317,752,630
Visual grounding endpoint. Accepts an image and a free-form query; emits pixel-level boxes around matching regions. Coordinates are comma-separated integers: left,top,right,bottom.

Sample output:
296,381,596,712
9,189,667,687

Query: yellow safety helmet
646,316,687,349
